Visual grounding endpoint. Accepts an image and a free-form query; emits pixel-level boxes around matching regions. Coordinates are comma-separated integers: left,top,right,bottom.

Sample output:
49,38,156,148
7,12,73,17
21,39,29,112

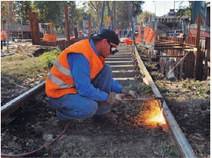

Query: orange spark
133,99,167,129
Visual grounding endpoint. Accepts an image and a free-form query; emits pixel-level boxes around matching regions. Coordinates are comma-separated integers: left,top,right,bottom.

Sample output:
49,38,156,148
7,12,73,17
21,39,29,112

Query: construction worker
1,30,8,50
46,29,128,122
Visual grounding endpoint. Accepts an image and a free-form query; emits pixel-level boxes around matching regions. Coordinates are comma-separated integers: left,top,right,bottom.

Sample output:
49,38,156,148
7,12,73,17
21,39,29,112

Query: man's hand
106,92,117,105
114,88,138,102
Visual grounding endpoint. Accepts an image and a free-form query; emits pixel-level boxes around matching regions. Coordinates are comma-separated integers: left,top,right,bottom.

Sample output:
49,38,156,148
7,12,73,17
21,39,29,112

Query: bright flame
133,99,167,129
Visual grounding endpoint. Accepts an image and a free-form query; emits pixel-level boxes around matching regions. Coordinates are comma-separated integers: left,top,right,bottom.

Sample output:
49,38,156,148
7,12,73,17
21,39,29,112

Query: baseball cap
91,29,120,46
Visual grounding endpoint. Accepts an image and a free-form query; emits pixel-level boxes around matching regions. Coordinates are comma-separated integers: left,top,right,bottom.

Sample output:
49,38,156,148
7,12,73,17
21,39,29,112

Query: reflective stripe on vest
54,60,72,76
47,73,75,88
48,60,74,88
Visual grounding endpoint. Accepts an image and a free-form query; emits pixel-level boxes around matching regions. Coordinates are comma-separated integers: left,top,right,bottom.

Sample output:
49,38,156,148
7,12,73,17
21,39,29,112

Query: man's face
101,39,117,58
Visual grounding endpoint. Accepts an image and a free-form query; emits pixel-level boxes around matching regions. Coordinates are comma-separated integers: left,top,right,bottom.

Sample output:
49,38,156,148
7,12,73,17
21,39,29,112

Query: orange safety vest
45,39,105,98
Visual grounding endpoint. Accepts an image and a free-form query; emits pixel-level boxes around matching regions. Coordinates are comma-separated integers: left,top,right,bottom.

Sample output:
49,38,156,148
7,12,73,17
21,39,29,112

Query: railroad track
1,44,196,157
109,44,196,157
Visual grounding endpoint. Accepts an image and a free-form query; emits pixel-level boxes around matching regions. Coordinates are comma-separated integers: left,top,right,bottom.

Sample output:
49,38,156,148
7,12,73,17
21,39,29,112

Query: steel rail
133,45,196,158
1,81,45,119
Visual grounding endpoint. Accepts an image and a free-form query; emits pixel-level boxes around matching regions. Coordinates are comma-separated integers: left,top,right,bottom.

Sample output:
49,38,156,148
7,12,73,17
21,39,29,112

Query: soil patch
2,81,179,157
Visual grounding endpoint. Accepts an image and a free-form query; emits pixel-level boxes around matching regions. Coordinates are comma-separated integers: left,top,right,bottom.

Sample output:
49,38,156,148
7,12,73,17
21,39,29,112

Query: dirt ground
156,79,210,158
1,80,180,158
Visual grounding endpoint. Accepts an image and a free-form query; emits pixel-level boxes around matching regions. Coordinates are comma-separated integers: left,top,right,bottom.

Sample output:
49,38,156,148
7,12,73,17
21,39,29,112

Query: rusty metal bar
133,45,197,158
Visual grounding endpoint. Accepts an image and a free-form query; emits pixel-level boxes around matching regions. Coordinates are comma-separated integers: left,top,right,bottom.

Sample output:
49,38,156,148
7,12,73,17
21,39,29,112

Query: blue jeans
48,65,113,120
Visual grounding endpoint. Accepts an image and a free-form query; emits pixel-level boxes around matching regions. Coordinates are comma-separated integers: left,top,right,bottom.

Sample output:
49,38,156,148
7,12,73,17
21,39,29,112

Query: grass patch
181,79,209,97
1,49,60,81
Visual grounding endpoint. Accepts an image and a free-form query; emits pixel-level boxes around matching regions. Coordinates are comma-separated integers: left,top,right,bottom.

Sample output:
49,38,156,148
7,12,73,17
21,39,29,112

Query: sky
142,1,190,16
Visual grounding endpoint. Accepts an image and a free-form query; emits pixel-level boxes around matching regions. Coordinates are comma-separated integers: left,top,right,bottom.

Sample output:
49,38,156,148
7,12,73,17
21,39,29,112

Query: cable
1,122,70,158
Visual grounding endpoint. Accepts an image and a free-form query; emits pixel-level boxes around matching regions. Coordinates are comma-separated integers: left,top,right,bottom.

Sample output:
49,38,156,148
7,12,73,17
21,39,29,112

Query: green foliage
74,8,84,30
33,1,84,34
132,1,144,16
2,1,145,32
1,1,16,27
38,49,60,68
67,2,84,34
33,1,66,25
176,6,191,17
116,2,131,29
1,1,9,21
13,1,32,24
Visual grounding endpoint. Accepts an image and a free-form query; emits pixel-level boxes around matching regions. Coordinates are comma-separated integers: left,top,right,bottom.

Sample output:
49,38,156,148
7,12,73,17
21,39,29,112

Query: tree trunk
64,4,70,42
29,12,40,45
